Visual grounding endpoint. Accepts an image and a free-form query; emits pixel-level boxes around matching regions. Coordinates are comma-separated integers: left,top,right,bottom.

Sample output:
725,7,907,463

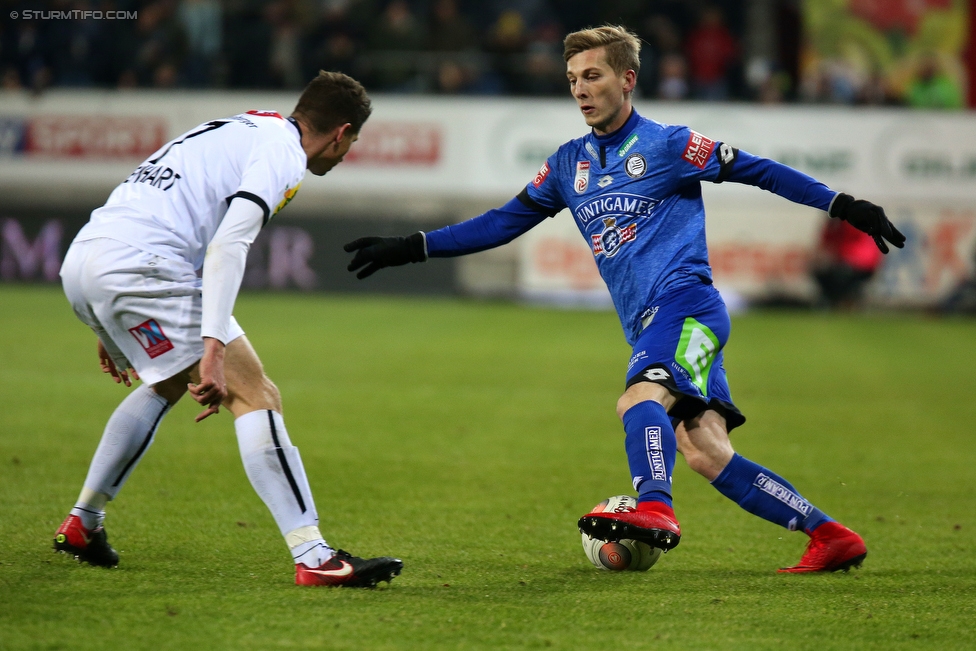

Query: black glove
829,193,906,254
344,232,427,279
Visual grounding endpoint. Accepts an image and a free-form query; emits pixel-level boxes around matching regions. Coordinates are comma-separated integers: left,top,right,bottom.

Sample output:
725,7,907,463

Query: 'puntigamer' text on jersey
75,111,306,270
524,109,734,344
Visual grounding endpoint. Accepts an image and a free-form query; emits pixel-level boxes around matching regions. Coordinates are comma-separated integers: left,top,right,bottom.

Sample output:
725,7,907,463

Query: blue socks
623,401,677,507
711,454,832,534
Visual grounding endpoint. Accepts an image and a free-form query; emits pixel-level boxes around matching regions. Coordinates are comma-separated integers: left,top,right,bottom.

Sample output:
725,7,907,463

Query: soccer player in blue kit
344,26,905,572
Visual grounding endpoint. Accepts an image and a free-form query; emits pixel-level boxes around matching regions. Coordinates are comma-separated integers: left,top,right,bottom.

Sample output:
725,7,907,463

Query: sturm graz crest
625,153,646,178
591,217,637,258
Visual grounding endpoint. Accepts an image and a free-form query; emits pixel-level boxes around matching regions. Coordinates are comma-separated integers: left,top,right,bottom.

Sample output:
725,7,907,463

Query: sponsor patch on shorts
128,319,174,358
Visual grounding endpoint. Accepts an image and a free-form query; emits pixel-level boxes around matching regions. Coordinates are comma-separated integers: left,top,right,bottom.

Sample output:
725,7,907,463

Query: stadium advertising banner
0,92,974,306
802,0,969,109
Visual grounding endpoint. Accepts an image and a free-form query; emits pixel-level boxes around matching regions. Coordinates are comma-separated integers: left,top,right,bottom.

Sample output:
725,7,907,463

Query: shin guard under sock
622,400,677,507
711,453,832,533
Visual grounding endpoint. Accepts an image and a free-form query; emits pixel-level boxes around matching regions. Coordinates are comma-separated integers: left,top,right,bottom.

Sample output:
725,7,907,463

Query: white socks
234,410,333,567
71,384,171,530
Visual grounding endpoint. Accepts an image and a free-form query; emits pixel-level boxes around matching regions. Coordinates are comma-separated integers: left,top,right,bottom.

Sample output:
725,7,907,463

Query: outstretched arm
192,197,264,420
345,194,550,279
721,149,905,253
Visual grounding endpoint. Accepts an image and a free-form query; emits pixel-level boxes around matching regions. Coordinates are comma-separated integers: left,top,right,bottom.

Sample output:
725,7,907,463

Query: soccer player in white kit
54,71,403,588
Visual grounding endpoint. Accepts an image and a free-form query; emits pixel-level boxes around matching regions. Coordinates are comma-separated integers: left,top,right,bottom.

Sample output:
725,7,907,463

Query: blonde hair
563,25,641,76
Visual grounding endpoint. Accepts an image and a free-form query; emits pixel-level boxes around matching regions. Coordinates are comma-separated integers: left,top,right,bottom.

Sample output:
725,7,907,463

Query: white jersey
75,110,306,269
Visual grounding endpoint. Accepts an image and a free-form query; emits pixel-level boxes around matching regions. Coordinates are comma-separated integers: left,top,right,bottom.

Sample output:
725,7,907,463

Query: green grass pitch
1,285,974,650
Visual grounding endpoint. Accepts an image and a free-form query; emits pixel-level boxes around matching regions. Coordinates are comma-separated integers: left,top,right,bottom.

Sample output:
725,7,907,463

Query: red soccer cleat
578,500,681,551
53,514,119,567
778,521,867,573
296,549,403,588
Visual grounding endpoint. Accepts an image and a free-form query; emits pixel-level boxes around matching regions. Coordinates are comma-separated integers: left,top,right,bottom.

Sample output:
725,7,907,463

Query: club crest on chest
591,217,636,258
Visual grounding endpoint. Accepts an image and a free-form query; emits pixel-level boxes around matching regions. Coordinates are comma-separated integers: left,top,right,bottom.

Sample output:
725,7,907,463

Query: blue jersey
426,108,836,344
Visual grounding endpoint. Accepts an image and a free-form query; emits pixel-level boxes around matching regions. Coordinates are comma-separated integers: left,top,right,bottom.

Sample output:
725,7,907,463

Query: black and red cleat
295,549,403,588
778,521,867,573
53,514,119,567
578,501,681,551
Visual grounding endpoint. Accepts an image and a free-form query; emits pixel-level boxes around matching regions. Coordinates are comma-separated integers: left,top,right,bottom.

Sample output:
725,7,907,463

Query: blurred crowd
0,0,965,107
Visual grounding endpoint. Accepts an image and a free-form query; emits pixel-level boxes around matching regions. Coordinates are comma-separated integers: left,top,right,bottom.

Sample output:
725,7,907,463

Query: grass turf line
0,286,974,650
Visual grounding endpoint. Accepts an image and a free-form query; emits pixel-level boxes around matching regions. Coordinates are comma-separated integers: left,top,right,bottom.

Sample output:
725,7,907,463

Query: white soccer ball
581,495,662,572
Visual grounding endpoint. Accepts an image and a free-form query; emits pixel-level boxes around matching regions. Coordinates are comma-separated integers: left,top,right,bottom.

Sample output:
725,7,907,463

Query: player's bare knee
616,381,676,420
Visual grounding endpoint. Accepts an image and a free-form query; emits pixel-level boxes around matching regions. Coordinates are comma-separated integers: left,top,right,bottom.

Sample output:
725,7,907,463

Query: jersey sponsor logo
574,192,659,225
585,141,599,161
754,474,813,516
124,163,181,191
245,110,284,119
683,131,716,169
591,217,636,257
273,182,301,216
574,160,590,193
532,161,550,187
128,319,174,358
617,134,639,157
624,153,646,178
597,175,613,188
645,427,668,481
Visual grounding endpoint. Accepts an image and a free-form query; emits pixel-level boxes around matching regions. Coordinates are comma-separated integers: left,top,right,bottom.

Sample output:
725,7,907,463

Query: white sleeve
201,197,265,344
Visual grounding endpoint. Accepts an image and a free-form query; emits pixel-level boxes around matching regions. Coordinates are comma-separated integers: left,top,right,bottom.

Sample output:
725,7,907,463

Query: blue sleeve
425,194,549,258
719,148,837,212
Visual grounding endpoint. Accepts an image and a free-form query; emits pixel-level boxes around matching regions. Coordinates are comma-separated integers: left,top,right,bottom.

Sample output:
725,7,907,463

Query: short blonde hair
563,25,641,76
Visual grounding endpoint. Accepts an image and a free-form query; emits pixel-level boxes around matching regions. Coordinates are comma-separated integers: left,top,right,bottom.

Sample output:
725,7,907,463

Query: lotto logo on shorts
682,131,716,169
128,319,174,358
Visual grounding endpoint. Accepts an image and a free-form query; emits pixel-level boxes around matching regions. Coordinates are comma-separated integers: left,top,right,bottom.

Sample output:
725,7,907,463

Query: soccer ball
581,495,662,572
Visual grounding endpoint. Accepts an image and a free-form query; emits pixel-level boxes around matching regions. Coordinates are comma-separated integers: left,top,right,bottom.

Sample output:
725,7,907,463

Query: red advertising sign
343,122,441,166
24,116,167,159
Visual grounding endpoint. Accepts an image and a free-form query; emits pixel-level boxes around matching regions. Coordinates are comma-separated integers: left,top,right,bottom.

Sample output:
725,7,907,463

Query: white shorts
61,237,245,386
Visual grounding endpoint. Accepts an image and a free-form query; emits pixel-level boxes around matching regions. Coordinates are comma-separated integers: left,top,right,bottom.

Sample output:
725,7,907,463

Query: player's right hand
189,338,227,422
829,193,906,254
344,232,427,279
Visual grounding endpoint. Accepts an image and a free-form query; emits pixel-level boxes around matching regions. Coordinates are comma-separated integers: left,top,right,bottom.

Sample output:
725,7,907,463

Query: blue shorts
625,282,746,431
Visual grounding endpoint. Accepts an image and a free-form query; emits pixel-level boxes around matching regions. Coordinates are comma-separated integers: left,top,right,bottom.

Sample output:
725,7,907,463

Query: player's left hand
189,338,227,422
344,232,427,279
829,193,906,254
97,340,139,387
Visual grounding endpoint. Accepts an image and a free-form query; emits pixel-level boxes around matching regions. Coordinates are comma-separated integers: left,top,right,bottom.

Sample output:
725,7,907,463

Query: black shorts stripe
226,191,272,225
268,410,307,513
111,401,169,487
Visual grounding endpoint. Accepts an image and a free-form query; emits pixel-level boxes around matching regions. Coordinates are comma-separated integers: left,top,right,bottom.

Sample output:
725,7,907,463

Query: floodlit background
2,4,976,649
1,0,974,310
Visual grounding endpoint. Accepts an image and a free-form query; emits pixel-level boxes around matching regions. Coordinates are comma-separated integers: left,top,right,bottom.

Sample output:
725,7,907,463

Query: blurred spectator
429,0,478,52
130,0,187,87
302,1,361,78
224,0,273,88
364,0,428,91
906,54,963,109
685,6,738,101
178,0,222,86
811,218,883,310
266,0,304,88
658,53,689,100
